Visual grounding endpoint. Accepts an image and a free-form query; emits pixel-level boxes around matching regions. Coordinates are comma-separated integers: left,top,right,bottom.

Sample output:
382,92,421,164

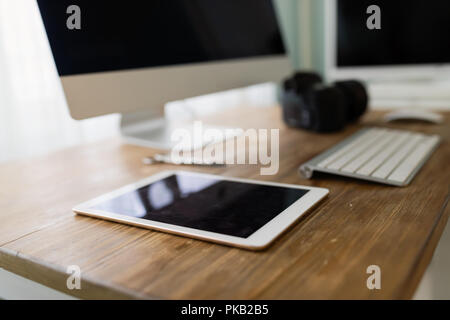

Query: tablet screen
88,173,309,238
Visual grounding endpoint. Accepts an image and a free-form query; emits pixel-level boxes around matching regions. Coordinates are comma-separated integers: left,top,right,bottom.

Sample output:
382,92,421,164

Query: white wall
0,268,76,300
0,0,121,164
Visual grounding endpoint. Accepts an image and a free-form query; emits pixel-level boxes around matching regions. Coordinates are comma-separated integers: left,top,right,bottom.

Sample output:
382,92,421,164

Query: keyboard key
326,129,386,170
356,132,411,176
341,130,397,173
387,136,440,183
371,134,424,179
317,129,376,168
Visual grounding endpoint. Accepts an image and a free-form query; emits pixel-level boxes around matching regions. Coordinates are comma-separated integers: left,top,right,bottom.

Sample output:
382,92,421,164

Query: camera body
279,72,369,132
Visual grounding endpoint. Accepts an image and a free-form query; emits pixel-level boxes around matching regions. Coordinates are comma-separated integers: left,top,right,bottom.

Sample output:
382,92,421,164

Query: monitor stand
120,109,239,151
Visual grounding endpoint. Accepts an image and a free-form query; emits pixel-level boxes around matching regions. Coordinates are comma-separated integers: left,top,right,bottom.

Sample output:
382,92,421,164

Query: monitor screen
337,0,450,67
37,0,285,76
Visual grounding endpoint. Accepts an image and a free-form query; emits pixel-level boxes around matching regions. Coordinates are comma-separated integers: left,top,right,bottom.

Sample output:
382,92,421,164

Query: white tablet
73,171,329,250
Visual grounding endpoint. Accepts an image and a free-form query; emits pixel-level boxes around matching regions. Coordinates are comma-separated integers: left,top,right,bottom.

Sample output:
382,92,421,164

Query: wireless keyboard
299,127,441,186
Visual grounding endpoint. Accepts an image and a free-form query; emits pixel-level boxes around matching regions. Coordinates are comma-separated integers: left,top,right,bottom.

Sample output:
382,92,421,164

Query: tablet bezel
73,170,329,250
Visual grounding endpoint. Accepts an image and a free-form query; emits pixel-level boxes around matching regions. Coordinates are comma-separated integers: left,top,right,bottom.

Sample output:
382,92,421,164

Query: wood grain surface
0,107,449,299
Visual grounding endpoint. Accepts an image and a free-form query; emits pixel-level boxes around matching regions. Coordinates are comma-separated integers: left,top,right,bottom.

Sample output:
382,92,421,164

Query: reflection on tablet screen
89,174,309,238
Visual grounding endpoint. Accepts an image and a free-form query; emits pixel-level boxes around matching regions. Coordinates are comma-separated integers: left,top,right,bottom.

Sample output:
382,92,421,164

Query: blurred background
2,0,450,163
0,0,290,163
0,0,363,164
0,0,449,300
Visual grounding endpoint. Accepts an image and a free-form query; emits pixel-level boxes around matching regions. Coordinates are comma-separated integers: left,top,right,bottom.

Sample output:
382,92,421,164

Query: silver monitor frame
60,55,291,149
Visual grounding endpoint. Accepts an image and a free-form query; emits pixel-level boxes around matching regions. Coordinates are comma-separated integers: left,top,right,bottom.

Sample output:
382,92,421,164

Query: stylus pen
142,154,226,167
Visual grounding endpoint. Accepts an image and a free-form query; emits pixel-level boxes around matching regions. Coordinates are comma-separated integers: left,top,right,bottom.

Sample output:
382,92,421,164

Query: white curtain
0,0,121,163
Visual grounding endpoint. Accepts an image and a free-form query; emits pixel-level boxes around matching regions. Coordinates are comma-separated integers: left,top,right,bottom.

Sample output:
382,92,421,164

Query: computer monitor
325,0,450,81
37,0,291,149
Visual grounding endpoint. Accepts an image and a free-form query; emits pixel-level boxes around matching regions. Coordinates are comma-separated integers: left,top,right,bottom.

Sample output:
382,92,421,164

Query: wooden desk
0,107,449,299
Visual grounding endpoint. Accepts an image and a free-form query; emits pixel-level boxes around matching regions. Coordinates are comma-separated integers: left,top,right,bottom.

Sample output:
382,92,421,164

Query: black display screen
337,0,450,67
88,174,309,238
37,0,285,76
